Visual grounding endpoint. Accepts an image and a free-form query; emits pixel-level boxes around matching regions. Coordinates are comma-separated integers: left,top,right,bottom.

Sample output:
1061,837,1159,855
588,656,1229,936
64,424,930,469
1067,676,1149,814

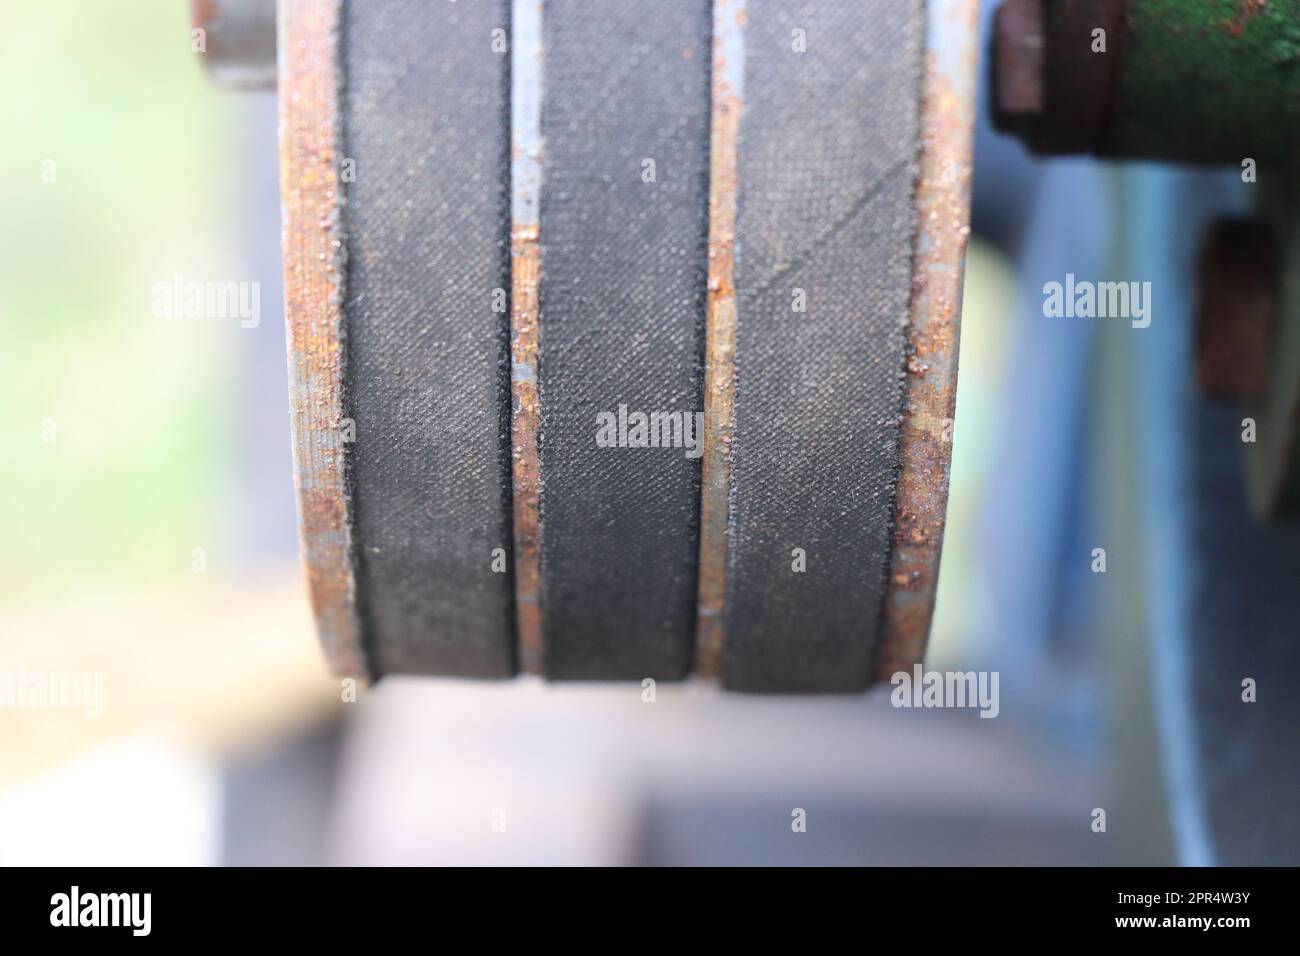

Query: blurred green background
0,1,236,603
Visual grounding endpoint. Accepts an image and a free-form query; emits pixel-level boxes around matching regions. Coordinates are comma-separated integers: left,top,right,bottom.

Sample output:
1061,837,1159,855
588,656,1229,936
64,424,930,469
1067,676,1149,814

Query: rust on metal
1195,218,1277,401
511,0,545,674
191,0,217,31
1244,183,1300,517
694,0,745,680
992,0,1045,119
1225,0,1269,38
278,0,366,677
876,0,978,682
511,224,544,674
991,0,1128,156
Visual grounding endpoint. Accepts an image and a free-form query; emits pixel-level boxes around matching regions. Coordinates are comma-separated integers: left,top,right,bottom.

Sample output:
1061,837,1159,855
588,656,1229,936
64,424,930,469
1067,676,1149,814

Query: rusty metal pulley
268,0,977,691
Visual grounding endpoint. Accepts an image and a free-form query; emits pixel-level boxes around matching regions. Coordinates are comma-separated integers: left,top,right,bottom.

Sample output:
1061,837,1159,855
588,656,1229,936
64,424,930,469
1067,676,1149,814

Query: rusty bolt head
1195,218,1278,401
191,0,277,90
991,0,1128,155
993,0,1046,127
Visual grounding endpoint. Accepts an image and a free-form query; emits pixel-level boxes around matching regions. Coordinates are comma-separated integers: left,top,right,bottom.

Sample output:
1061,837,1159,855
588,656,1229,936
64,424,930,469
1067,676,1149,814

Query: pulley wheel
278,0,976,691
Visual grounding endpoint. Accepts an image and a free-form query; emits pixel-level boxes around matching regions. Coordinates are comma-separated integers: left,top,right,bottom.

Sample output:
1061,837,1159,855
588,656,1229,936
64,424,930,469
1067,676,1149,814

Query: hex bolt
1195,218,1278,401
191,0,277,90
992,0,1046,128
991,0,1130,156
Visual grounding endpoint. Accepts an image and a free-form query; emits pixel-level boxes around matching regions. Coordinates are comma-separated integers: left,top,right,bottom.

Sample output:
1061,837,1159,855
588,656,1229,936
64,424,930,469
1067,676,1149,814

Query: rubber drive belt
721,0,925,692
342,0,516,678
531,0,712,680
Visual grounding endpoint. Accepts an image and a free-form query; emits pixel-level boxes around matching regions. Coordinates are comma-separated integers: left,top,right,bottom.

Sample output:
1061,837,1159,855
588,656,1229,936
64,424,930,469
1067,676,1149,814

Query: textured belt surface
342,0,515,677
536,0,712,679
723,0,925,691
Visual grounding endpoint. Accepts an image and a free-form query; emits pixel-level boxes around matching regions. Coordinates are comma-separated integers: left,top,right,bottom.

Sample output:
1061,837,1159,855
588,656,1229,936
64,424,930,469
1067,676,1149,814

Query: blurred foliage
929,239,1020,665
0,2,237,600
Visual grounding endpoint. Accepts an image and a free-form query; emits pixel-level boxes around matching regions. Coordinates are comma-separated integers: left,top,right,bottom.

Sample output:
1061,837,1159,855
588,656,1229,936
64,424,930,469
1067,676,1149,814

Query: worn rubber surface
320,0,937,687
722,0,925,692
535,0,712,680
341,0,515,678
